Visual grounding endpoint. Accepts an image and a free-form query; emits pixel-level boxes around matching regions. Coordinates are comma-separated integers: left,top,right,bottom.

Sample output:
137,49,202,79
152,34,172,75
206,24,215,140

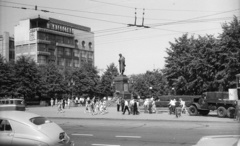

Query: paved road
52,118,240,146
26,106,237,123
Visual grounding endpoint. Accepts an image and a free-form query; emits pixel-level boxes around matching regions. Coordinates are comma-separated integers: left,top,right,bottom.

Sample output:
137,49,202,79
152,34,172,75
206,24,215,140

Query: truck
188,92,238,118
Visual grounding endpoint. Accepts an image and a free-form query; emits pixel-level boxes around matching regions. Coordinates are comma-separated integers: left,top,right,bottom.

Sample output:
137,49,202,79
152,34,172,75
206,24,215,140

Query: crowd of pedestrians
115,97,140,115
143,97,157,114
84,97,109,115
168,98,187,118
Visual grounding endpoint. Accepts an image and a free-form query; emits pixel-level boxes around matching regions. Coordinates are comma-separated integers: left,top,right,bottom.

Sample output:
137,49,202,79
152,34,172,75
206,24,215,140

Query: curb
47,117,237,123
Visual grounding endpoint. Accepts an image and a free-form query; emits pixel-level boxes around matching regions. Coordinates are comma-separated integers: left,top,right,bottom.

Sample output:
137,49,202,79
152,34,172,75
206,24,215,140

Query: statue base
114,75,132,100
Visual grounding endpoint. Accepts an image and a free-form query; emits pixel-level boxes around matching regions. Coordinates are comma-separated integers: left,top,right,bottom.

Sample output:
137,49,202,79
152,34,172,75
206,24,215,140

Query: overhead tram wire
1,3,237,42
0,4,128,25
148,8,240,27
89,0,223,13
1,1,238,25
1,1,134,19
97,27,223,45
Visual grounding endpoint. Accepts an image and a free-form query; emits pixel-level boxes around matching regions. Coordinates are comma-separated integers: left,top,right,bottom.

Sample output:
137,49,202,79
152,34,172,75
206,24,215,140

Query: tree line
0,16,239,100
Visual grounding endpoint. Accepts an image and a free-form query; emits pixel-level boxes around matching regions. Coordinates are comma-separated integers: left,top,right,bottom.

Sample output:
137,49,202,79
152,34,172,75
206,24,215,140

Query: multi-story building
0,32,15,62
14,16,94,68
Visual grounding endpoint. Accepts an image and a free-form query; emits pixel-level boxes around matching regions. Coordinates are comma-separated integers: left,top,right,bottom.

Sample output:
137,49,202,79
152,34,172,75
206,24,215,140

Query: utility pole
128,8,150,28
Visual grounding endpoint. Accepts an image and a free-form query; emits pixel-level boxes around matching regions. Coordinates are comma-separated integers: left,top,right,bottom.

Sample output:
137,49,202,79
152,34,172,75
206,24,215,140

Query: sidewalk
26,106,237,123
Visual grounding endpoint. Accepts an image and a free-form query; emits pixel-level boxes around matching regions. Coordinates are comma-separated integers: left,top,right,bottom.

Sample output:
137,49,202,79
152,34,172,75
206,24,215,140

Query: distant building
0,32,15,62
14,16,94,68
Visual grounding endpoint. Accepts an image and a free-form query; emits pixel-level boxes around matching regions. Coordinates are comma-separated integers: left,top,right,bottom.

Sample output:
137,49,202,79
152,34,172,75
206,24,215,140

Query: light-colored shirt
124,100,129,106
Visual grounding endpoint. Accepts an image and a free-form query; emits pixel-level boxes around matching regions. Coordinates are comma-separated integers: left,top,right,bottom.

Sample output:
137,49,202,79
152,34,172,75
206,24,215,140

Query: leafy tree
38,63,66,99
72,63,100,98
0,55,14,97
99,63,119,97
130,70,167,99
12,56,41,99
216,16,240,90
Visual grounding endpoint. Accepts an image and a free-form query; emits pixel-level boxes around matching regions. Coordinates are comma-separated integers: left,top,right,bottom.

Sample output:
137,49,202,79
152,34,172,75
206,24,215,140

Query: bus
0,98,25,111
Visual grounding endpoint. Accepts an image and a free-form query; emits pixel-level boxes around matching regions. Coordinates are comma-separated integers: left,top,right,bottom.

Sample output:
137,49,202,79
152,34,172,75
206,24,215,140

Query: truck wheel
227,107,235,118
188,105,198,116
217,106,227,118
199,110,210,116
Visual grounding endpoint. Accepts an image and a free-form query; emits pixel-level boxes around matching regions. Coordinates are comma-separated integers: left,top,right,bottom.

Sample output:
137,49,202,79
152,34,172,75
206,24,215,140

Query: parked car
193,135,240,146
0,98,25,111
0,111,74,146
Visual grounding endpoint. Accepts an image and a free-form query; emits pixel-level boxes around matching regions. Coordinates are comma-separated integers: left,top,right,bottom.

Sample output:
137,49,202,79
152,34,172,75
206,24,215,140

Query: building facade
0,32,15,62
14,16,94,68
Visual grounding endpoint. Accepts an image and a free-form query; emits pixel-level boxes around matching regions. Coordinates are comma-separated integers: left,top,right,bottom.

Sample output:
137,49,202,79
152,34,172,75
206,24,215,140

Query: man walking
123,99,130,115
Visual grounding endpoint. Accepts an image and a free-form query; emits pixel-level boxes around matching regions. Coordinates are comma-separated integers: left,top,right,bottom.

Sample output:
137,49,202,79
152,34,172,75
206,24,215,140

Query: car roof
0,111,41,124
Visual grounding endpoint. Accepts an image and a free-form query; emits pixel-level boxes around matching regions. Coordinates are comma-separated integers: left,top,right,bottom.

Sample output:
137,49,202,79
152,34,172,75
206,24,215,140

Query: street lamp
172,87,175,95
149,86,153,98
68,78,75,98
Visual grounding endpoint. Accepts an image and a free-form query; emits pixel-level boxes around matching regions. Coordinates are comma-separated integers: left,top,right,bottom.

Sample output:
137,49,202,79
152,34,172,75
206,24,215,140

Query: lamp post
68,78,75,98
149,86,153,98
172,87,175,95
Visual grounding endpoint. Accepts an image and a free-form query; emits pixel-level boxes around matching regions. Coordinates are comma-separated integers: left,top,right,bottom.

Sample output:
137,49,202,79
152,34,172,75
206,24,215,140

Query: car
0,111,74,146
193,135,240,146
0,98,25,111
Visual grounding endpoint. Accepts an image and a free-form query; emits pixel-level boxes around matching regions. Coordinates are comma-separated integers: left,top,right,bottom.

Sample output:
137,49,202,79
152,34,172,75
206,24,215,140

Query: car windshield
30,117,52,125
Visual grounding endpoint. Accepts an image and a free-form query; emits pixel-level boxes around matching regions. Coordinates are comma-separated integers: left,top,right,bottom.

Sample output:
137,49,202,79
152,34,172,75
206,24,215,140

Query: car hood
193,135,240,146
37,122,65,143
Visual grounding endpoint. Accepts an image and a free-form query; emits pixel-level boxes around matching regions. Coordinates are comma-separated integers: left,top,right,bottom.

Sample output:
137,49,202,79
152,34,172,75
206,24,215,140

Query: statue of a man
118,54,126,75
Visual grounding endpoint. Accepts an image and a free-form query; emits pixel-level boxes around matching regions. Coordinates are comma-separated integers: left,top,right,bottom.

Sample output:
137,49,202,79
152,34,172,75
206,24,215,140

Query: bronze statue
118,54,126,75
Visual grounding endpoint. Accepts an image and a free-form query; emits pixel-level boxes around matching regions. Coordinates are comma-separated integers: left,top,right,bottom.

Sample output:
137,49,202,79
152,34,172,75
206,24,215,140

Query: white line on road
115,136,141,138
71,134,93,136
92,144,120,146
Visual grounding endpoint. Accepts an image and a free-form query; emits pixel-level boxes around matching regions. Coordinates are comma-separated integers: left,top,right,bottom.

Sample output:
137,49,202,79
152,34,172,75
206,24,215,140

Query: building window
38,32,46,40
66,59,72,67
65,48,71,56
88,42,93,49
57,58,64,66
38,55,47,64
88,52,93,59
56,36,63,43
30,44,36,50
82,41,85,48
58,47,63,57
49,34,55,42
9,51,15,60
73,59,79,67
73,49,79,57
38,44,47,52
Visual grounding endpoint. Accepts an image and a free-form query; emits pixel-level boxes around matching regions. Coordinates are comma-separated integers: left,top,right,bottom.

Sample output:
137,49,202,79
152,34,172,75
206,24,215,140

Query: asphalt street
26,106,239,146
52,118,240,146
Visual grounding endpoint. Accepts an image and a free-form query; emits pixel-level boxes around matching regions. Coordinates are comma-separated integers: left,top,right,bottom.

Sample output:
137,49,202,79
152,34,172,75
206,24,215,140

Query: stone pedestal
114,75,131,99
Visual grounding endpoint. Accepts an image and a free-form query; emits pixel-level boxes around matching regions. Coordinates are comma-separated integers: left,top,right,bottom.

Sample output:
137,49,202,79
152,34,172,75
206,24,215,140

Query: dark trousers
133,107,138,115
123,106,130,115
121,103,125,112
117,104,120,112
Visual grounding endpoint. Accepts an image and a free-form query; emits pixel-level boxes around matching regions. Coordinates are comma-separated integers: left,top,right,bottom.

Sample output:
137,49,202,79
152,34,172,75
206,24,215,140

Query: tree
72,63,100,98
0,55,14,97
38,63,66,99
13,56,41,99
99,63,119,97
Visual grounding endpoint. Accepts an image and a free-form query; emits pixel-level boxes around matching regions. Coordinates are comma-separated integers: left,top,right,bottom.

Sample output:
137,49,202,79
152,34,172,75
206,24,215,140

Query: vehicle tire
227,107,235,118
199,110,210,116
188,105,198,116
217,106,227,118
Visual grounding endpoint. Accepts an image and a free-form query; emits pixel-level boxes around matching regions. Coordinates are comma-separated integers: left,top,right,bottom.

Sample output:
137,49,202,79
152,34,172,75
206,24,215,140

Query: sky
0,0,239,75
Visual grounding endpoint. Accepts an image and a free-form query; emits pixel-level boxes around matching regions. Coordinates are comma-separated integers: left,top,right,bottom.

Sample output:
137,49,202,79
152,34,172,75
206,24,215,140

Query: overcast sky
0,0,239,75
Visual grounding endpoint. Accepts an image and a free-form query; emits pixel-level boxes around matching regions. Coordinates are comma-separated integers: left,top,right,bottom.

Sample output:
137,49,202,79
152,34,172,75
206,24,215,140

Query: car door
0,119,14,146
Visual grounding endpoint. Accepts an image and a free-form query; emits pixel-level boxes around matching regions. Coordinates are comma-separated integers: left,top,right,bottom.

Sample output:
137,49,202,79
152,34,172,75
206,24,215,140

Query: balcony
38,51,51,56
56,42,75,48
37,39,51,44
